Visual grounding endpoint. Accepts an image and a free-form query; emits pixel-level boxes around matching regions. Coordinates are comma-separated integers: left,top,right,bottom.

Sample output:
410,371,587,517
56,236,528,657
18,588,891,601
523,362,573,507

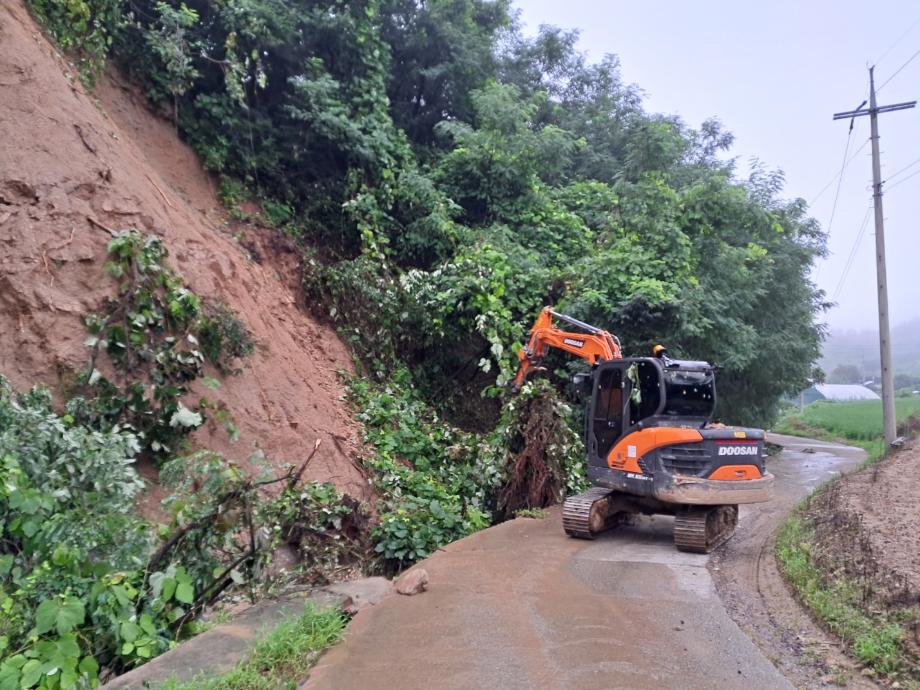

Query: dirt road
306,437,866,690
713,435,875,689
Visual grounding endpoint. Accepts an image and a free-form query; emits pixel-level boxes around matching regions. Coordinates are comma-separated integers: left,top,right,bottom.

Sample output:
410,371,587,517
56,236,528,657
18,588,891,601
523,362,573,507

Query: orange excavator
513,307,774,552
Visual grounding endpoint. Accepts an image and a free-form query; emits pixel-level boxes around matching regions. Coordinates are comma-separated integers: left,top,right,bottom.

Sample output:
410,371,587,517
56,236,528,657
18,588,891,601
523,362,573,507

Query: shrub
74,231,253,458
0,378,166,688
27,0,123,82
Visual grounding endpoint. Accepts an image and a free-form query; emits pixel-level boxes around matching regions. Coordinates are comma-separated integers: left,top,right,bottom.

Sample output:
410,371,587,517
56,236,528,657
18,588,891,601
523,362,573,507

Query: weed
514,507,545,519
159,604,345,690
829,667,852,687
199,303,256,374
261,198,295,228
776,513,912,678
218,177,250,221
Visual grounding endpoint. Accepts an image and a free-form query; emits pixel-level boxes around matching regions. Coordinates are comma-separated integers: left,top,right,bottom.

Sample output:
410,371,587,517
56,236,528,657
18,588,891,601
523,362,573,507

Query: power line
874,14,920,66
832,206,872,301
809,136,869,205
877,48,920,92
886,165,920,192
823,120,857,243
883,155,920,184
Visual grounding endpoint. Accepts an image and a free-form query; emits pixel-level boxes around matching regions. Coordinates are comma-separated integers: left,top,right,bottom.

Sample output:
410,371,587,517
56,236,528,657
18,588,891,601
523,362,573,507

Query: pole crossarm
833,100,916,119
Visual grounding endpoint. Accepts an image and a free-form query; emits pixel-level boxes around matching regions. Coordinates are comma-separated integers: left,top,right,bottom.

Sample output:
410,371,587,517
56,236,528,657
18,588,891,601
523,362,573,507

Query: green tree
830,364,864,384
379,0,511,147
144,1,200,123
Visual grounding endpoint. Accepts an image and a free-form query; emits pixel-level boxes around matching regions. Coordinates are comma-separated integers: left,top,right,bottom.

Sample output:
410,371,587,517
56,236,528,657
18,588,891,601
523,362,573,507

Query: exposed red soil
0,0,368,500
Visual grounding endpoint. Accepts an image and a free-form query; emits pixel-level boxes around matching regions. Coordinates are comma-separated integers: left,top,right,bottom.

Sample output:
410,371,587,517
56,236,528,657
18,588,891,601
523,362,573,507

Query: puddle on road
769,447,865,491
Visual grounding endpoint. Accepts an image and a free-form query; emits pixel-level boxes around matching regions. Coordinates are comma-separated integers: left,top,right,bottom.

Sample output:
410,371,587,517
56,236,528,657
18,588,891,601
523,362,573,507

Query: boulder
396,568,429,595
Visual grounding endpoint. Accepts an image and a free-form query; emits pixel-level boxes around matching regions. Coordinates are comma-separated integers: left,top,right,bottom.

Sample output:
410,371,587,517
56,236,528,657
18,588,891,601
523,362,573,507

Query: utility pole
833,67,915,446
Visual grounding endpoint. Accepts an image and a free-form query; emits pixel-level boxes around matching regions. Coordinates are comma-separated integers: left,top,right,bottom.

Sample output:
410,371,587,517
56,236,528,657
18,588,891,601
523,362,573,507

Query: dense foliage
0,380,178,688
25,0,829,600
347,371,585,568
0,378,367,688
74,231,253,459
53,0,824,424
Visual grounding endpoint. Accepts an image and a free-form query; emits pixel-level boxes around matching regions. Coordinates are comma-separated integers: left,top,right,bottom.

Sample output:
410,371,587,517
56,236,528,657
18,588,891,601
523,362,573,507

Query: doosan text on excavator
512,307,775,553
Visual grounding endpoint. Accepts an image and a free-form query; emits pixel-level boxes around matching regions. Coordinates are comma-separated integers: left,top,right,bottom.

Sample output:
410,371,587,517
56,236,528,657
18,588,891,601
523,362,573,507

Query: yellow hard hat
652,344,667,356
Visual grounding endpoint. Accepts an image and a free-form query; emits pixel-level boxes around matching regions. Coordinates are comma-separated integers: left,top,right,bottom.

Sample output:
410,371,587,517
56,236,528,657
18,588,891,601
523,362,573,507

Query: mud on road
306,435,869,690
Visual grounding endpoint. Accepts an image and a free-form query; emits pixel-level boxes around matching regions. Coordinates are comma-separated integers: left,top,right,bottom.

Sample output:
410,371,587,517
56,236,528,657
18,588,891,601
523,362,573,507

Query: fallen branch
87,216,116,236
288,438,323,490
171,547,256,633
146,174,175,209
140,487,245,597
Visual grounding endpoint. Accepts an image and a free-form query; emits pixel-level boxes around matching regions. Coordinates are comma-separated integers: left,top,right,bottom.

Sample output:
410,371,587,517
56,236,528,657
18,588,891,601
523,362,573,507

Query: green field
774,397,920,460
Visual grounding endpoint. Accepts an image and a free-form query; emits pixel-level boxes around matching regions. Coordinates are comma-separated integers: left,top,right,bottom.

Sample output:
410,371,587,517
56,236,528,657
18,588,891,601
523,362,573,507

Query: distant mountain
820,319,920,379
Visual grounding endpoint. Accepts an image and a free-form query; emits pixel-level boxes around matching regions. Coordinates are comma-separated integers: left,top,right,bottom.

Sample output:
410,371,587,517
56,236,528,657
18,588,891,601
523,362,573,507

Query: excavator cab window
591,359,666,458
591,367,624,458
627,360,663,427
661,367,716,420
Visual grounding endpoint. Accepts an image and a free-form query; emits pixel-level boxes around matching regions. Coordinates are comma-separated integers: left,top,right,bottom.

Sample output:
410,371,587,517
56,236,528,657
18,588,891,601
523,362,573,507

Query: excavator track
673,505,738,553
562,487,623,539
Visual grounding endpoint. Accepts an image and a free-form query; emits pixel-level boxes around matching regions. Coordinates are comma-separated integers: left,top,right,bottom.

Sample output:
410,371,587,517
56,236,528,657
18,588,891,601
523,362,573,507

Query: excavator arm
512,307,622,390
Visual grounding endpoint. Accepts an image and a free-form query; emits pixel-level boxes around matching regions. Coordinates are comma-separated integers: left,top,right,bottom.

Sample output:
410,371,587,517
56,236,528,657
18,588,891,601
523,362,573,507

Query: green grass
773,397,920,461
159,604,346,690
513,507,545,519
775,514,911,677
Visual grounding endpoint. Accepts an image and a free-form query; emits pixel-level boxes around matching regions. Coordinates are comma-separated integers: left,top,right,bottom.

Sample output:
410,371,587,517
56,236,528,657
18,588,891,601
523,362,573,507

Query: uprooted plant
346,372,587,570
495,381,588,517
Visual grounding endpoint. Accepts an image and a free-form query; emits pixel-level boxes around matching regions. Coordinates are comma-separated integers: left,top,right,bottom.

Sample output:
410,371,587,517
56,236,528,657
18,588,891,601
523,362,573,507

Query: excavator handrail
511,307,622,390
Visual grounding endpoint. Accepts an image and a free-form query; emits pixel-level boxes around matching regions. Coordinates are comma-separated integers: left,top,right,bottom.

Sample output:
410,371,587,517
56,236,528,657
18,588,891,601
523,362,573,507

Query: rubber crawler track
673,505,738,553
562,487,614,539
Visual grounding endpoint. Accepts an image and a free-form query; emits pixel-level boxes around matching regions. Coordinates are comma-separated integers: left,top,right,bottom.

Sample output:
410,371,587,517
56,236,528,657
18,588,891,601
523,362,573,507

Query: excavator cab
585,357,770,493
589,357,716,462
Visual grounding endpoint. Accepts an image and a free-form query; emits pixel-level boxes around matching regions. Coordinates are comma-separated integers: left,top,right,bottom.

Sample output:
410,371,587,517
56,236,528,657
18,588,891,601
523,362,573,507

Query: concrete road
306,437,864,690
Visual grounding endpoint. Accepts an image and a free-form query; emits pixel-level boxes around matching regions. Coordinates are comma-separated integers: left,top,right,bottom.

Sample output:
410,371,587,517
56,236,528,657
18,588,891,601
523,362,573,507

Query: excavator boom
512,307,622,390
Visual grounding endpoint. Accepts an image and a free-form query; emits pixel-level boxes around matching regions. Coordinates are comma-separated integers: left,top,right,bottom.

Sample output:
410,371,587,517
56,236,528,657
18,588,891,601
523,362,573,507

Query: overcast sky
517,0,920,332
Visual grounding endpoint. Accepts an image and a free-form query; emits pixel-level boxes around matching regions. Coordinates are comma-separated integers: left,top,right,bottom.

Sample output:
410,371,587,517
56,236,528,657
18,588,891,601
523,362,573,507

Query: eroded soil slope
0,0,367,497
810,439,920,617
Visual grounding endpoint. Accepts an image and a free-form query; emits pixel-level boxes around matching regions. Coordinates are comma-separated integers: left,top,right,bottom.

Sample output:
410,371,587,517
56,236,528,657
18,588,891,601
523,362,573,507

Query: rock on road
306,436,865,690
